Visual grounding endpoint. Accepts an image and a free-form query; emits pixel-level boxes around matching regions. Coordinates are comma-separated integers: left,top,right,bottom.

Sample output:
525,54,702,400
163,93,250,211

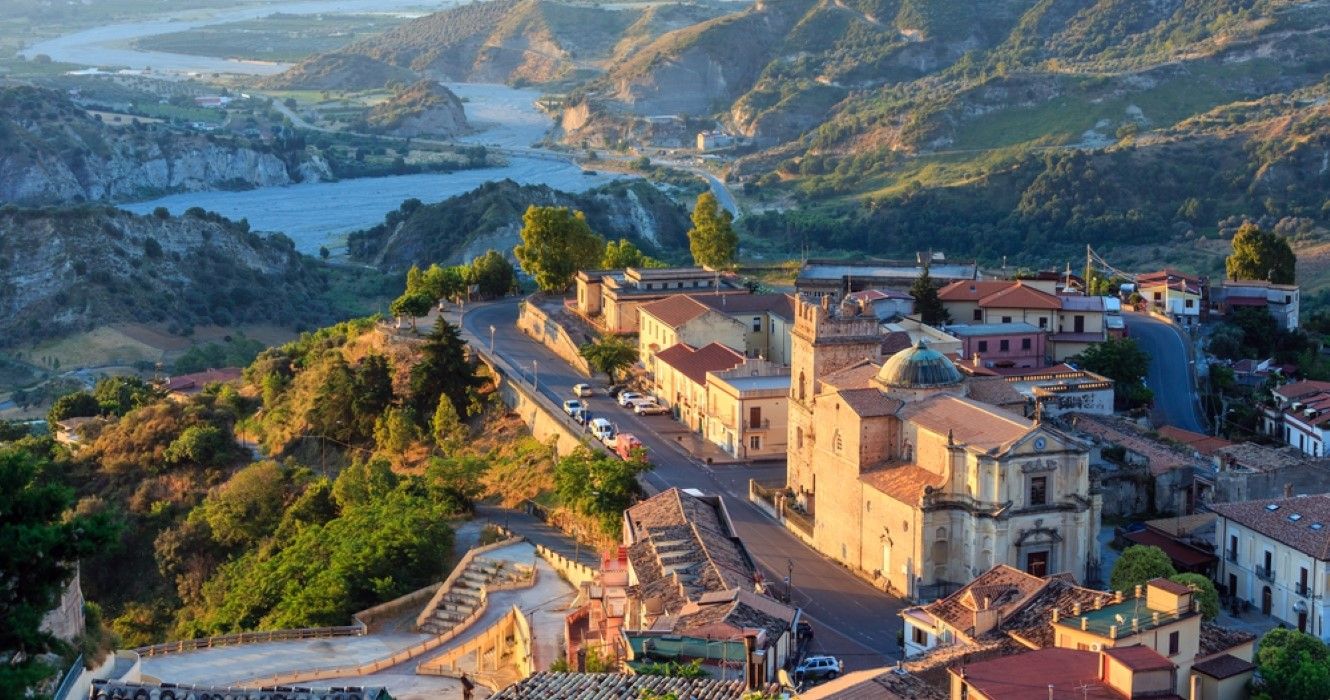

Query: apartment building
652,342,746,432
639,295,747,368
1211,279,1300,331
575,266,744,333
1137,269,1206,326
705,359,790,460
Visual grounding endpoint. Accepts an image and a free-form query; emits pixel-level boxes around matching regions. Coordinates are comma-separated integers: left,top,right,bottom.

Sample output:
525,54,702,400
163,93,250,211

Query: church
785,295,1101,599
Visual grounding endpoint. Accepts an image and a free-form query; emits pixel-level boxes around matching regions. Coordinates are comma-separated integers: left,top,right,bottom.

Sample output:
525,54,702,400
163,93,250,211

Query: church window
1029,476,1048,506
798,371,806,401
796,427,804,449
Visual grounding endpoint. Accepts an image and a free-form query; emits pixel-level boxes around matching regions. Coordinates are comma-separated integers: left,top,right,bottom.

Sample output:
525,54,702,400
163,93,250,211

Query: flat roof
713,374,791,392
948,322,1041,336
1054,597,1192,637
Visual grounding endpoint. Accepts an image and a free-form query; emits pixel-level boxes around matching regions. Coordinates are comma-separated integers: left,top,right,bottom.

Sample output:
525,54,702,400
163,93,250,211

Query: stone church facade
786,296,1101,599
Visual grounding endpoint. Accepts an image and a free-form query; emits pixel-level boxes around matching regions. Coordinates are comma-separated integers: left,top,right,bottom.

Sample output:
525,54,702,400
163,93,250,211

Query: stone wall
517,299,593,377
474,349,593,458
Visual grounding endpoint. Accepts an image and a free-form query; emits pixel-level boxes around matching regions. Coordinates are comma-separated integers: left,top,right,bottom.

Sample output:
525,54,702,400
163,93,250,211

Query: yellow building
575,267,742,334
705,359,790,460
785,295,1101,598
651,342,746,432
639,295,748,369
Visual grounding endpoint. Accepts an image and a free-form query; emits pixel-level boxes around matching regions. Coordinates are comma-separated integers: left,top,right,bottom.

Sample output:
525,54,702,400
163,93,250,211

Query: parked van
588,417,615,445
615,433,644,461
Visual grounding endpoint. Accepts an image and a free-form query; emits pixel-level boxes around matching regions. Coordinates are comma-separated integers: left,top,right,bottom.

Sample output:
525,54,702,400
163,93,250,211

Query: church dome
877,340,962,389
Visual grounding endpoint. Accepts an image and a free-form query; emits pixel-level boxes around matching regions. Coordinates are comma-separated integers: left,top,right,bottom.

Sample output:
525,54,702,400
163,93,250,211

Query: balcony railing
1296,582,1310,596
1225,550,1238,563
1255,566,1276,583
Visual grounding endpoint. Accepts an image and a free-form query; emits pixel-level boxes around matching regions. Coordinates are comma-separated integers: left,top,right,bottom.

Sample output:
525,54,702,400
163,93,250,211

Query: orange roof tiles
1156,426,1233,455
1103,644,1175,672
639,294,713,328
901,395,1031,451
938,280,1019,302
978,282,1061,310
1209,494,1330,559
655,342,745,386
860,465,945,504
836,388,903,418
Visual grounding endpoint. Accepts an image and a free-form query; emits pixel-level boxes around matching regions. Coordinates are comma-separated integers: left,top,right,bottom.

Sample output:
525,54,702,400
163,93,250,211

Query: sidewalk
475,504,599,568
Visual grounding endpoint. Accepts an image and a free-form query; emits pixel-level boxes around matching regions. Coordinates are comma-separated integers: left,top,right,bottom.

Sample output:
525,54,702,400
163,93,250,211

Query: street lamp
489,324,496,353
786,559,795,604
533,360,540,392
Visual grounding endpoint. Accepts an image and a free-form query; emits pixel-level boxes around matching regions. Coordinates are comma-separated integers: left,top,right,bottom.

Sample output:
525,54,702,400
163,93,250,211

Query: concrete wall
517,299,592,377
534,543,596,589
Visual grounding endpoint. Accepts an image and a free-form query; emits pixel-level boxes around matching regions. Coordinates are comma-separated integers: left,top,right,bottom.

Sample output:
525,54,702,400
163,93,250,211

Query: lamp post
489,325,496,353
786,559,795,605
533,360,540,393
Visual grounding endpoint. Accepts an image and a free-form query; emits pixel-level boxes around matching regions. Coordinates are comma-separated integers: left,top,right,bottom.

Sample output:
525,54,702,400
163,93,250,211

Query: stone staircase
419,557,532,635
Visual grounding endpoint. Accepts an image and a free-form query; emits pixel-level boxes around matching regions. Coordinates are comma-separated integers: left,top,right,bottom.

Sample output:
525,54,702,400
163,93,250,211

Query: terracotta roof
695,292,795,319
492,672,749,700
1211,442,1310,472
915,565,1045,639
938,280,1019,302
820,359,882,391
965,377,1028,410
901,395,1031,452
1002,577,1114,649
1209,494,1330,559
1273,379,1330,401
655,342,745,386
979,283,1062,310
1157,426,1233,455
1198,622,1257,657
949,648,1119,700
640,294,713,328
1067,413,1199,476
1122,529,1216,569
880,330,913,355
1057,295,1105,312
163,367,243,393
673,588,795,642
836,388,903,418
1191,653,1256,680
860,465,945,505
1103,644,1174,672
1147,577,1194,596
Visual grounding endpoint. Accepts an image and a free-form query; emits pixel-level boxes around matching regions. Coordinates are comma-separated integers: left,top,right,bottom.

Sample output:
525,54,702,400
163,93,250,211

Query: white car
633,400,669,416
572,383,593,398
617,391,644,407
588,417,615,445
562,399,585,419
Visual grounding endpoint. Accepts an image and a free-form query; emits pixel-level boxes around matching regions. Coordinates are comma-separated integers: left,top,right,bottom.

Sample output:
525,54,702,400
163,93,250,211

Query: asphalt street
461,299,904,669
1123,312,1206,432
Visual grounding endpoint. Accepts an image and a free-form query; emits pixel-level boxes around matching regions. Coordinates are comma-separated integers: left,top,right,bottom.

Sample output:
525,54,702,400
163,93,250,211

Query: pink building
948,322,1046,370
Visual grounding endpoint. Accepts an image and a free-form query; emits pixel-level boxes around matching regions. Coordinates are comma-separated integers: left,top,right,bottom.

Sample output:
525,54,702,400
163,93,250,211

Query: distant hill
0,86,331,205
348,178,691,271
365,81,470,138
0,206,344,346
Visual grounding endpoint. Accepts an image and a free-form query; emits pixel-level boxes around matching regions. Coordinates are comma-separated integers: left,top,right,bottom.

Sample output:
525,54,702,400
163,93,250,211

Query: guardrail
136,624,366,657
51,654,83,700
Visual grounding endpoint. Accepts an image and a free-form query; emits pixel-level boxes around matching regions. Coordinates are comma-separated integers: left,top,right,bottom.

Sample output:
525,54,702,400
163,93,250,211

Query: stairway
419,557,531,635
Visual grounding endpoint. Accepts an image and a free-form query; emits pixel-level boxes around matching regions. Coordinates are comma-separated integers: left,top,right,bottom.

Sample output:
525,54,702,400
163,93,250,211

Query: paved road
1124,312,1205,432
461,299,904,668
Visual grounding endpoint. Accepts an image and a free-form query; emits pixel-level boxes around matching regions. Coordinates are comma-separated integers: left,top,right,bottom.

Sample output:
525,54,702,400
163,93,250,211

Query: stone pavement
140,632,430,687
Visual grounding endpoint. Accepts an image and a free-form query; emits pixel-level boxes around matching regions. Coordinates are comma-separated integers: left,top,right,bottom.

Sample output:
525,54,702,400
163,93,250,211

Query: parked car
572,383,593,397
794,655,842,682
588,417,615,445
617,391,644,407
614,433,645,461
562,399,585,419
633,400,669,416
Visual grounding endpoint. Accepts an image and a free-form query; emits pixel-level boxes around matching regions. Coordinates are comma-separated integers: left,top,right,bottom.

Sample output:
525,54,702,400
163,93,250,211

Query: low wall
534,543,596,589
516,299,592,377
415,535,525,631
473,350,592,457
136,624,365,658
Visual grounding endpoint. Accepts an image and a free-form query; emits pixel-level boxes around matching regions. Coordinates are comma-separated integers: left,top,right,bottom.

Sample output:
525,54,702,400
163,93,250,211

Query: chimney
1114,590,1123,603
983,596,991,610
973,352,981,366
1284,482,1294,498
743,634,756,690
1072,602,1082,616
1052,608,1060,623
1081,617,1088,631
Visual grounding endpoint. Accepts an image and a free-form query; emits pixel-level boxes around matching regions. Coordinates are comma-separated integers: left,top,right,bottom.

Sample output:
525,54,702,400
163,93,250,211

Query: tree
422,263,466,302
164,424,231,466
687,192,738,270
1227,223,1295,285
1072,337,1152,409
1253,628,1330,700
410,318,482,419
0,447,117,693
373,406,421,454
554,447,643,535
331,458,399,509
602,238,663,269
1168,573,1218,620
1109,545,1177,593
580,334,639,384
431,394,467,452
47,390,101,424
910,261,947,326
467,249,518,298
93,376,156,416
389,291,434,331
513,206,605,293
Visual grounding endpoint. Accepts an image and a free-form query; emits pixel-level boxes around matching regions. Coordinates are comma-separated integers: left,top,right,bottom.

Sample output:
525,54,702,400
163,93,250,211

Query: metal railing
52,654,83,700
1255,566,1276,583
783,500,814,536
1296,582,1310,597
1225,550,1238,563
136,625,365,657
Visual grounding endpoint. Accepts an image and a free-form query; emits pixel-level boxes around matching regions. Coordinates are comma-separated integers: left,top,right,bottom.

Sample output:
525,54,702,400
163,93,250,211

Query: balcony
1225,550,1238,563
1255,566,1276,583
1296,582,1310,597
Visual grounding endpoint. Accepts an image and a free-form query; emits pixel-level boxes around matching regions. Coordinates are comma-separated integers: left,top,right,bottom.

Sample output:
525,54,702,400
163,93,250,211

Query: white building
1212,279,1300,331
1262,380,1330,457
1212,494,1330,640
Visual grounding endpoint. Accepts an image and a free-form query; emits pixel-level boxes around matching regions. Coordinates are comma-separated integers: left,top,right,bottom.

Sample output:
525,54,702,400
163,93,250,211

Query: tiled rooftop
1067,413,1200,476
1209,494,1330,559
938,280,1020,302
1198,622,1257,657
860,465,946,505
915,565,1045,639
695,292,795,320
1157,425,1233,455
950,648,1119,700
1102,644,1174,672
1002,577,1113,649
640,294,714,328
492,672,749,699
1191,653,1256,679
965,377,1028,410
819,359,883,392
1212,441,1314,472
836,387,904,417
901,394,1031,452
978,283,1061,310
655,342,746,386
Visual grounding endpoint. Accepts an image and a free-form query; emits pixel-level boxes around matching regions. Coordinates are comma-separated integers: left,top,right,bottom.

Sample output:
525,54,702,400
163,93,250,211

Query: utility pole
786,559,795,604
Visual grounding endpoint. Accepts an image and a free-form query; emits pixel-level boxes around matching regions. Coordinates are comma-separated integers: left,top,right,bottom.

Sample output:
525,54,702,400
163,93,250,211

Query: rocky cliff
0,206,343,346
348,178,690,272
366,81,470,138
0,86,331,206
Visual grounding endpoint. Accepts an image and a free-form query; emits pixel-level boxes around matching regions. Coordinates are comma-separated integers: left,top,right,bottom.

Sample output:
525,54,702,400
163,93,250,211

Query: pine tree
910,262,948,326
687,192,738,270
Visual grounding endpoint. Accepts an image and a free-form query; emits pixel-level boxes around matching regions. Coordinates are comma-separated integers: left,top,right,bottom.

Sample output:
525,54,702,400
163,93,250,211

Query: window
1038,317,1048,329
752,316,762,332
1074,315,1084,333
750,435,761,449
834,430,843,453
750,406,762,429
796,427,803,449
1002,316,1013,323
1153,291,1162,301
978,340,989,352
1021,337,1032,350
911,626,929,646
1229,534,1238,561
1185,299,1194,308
973,309,982,321
1168,631,1180,656
1000,339,1010,352
1029,476,1047,506
646,283,653,290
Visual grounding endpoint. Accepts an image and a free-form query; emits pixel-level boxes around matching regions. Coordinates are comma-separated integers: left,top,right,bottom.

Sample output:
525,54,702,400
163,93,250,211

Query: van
588,418,615,445
615,433,644,461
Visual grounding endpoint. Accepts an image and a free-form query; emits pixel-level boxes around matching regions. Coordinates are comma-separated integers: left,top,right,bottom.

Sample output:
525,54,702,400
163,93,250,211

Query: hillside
0,206,345,346
263,0,728,90
0,86,331,205
365,81,470,138
348,178,691,271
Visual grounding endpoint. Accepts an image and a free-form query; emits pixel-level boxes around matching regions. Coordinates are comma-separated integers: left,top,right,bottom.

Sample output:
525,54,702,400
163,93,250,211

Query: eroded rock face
366,82,470,139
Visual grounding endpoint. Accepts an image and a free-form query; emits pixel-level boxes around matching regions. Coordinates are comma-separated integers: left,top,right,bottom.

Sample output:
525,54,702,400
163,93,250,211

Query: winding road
1124,312,1206,432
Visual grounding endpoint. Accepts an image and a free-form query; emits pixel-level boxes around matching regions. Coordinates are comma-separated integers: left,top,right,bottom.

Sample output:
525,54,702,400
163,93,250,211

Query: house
948,322,1046,370
705,359,789,460
948,645,1178,700
1054,294,1109,361
884,317,962,357
1260,379,1330,457
1137,269,1206,326
575,267,744,334
847,288,915,320
1210,279,1300,331
1212,494,1330,640
795,255,978,300
1157,426,1233,457
693,293,796,365
938,280,1061,331
161,367,243,400
52,416,107,446
651,342,746,432
697,131,735,150
1205,442,1330,506
1066,413,1206,515
785,296,1102,596
639,294,747,367
1002,366,1114,418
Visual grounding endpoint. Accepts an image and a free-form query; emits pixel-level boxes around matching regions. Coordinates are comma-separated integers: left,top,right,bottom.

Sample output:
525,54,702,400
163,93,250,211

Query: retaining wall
516,299,592,377
415,535,526,630
473,350,591,457
533,543,596,589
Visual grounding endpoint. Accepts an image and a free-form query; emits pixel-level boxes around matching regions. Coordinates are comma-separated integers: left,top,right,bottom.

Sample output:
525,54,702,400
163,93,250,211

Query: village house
846,288,915,320
704,359,790,460
651,342,746,432
1210,279,1300,331
639,295,748,367
160,367,244,401
1053,294,1110,361
939,280,1060,331
690,293,795,365
1211,494,1330,640
949,323,1046,370
784,296,1102,597
1136,269,1206,326
575,267,744,334
938,280,1110,361
1259,379,1330,457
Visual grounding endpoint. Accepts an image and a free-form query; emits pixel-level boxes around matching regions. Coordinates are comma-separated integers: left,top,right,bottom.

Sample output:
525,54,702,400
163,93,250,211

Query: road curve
1123,312,1206,432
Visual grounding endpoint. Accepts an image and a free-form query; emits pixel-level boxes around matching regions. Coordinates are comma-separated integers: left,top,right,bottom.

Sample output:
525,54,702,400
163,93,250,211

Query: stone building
785,295,1102,598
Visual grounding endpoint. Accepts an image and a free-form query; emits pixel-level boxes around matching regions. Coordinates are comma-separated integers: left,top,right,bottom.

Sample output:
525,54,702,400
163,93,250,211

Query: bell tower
786,295,882,500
